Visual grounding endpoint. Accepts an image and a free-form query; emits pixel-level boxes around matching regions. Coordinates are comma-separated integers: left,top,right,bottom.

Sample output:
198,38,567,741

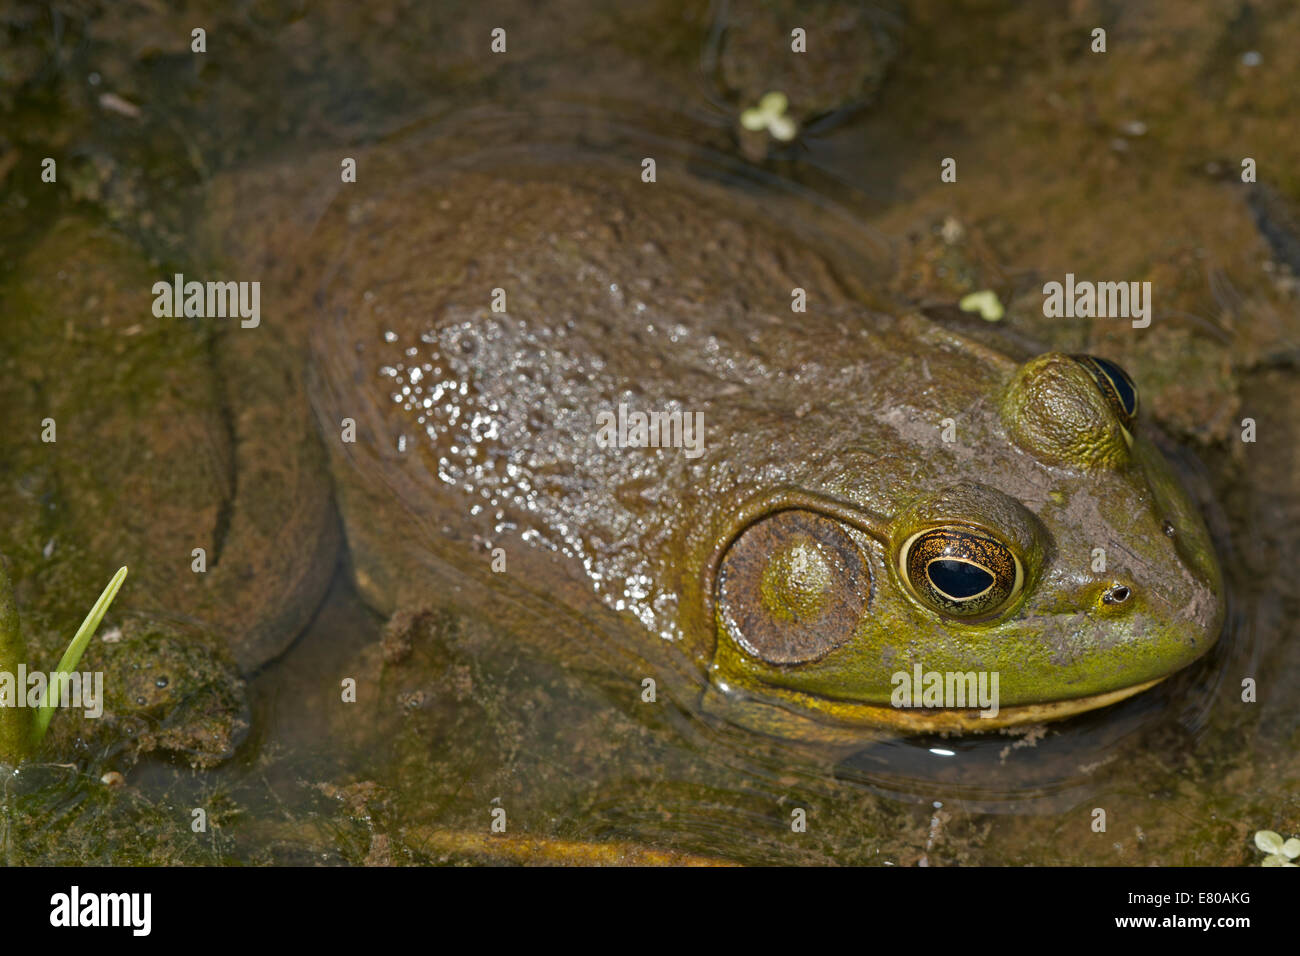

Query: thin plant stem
33,566,128,743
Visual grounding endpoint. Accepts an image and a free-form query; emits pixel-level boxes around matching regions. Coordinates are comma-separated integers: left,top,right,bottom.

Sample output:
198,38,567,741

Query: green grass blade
33,566,128,742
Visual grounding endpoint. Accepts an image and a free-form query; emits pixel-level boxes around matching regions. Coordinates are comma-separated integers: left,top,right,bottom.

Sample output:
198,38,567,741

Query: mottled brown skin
0,218,338,765
217,142,1222,744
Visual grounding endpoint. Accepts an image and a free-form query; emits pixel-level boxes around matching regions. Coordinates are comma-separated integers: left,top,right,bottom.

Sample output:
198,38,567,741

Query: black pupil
929,560,994,600
1092,356,1136,416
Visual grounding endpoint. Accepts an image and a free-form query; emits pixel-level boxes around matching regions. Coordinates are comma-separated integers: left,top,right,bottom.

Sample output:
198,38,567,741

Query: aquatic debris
97,92,142,120
740,91,797,142
959,289,1005,322
1253,829,1300,867
940,216,965,244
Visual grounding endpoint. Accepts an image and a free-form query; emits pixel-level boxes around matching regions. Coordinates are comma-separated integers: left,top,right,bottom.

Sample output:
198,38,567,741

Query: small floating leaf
768,115,798,142
959,289,1005,322
740,108,767,132
1255,830,1285,854
741,92,797,140
758,91,788,115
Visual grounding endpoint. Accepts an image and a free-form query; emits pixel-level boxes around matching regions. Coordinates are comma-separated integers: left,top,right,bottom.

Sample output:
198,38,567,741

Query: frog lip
701,676,1169,745
850,677,1169,733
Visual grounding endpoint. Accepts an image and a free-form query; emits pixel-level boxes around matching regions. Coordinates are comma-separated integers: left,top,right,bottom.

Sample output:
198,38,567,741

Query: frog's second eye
900,526,1022,618
1071,354,1138,431
716,510,869,665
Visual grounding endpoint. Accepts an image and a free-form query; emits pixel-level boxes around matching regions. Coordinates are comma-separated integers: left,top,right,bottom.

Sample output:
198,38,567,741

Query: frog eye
1071,354,1138,431
899,525,1023,618
715,510,870,665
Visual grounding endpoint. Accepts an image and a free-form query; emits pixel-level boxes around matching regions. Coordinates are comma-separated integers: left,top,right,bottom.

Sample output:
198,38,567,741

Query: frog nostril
1103,584,1132,605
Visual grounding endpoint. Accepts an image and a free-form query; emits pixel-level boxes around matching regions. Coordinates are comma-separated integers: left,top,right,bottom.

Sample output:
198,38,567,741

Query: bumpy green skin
0,217,338,766
211,142,1222,744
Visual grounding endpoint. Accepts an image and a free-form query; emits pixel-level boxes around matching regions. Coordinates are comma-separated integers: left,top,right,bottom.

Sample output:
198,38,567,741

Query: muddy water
1,0,1297,865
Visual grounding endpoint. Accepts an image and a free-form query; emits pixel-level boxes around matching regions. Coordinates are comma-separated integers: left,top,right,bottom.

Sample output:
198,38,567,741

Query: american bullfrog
210,141,1224,748
0,217,339,766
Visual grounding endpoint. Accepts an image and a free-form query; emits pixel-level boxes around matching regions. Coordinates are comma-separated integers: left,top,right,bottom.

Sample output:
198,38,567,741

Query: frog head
701,352,1224,743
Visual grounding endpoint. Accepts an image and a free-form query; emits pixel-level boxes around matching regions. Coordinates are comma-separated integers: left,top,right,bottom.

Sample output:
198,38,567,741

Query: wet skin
216,145,1224,746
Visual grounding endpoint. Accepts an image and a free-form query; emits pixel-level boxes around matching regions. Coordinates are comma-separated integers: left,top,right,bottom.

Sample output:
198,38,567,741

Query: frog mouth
701,677,1168,746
